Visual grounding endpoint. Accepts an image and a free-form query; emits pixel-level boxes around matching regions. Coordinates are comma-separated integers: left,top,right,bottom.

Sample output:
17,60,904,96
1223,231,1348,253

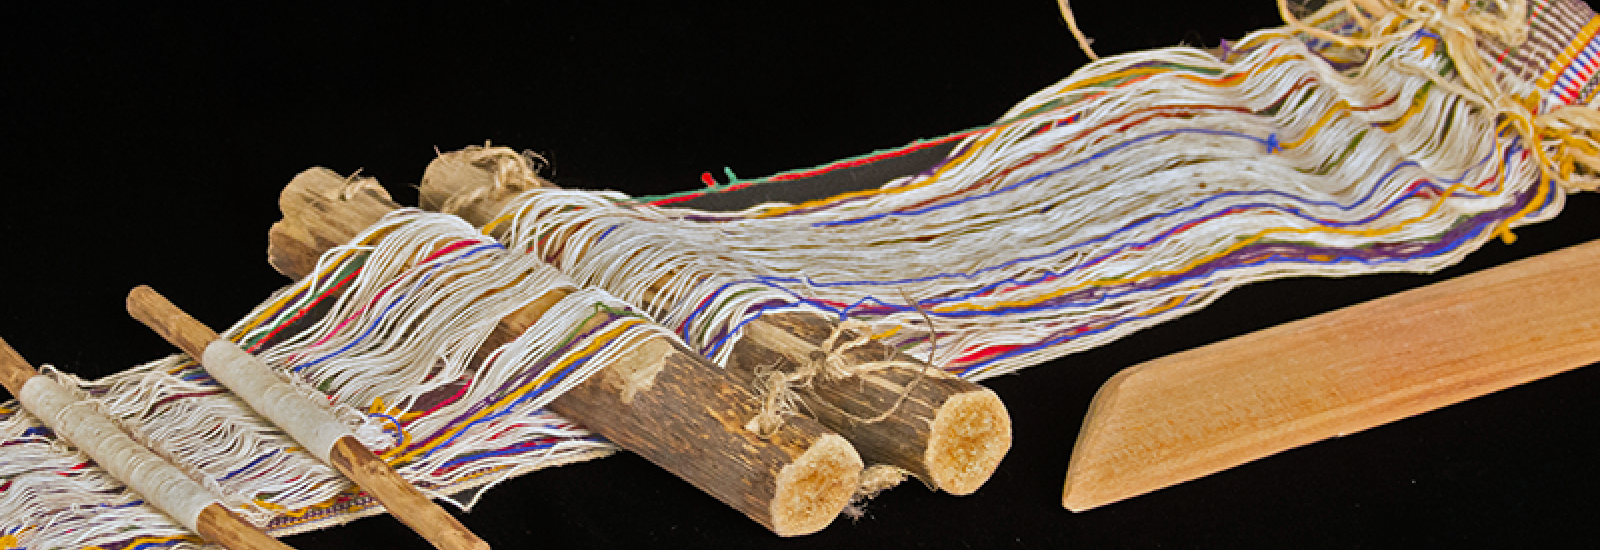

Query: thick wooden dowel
267,167,862,535
1062,239,1600,511
419,147,1011,494
0,337,298,550
127,286,491,550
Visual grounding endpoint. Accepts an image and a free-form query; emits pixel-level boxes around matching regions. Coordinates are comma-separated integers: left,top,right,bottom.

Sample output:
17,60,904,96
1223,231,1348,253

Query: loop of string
746,291,939,439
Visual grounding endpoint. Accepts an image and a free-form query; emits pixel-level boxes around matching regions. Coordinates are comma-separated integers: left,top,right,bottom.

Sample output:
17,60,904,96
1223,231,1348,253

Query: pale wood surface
1063,239,1600,511
127,286,491,550
1,337,298,550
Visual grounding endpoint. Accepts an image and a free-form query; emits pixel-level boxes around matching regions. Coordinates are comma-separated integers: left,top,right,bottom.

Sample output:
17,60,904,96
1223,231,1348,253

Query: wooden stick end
126,285,219,358
0,335,41,397
925,387,1012,495
1061,365,1147,512
769,433,862,537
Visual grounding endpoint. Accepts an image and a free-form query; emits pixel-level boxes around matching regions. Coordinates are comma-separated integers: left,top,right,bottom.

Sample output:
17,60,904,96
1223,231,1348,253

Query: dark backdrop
6,2,1597,548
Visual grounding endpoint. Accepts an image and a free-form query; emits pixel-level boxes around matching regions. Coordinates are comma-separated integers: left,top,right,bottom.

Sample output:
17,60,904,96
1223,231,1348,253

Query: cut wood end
770,433,862,537
1061,364,1147,512
926,388,1012,495
127,285,219,359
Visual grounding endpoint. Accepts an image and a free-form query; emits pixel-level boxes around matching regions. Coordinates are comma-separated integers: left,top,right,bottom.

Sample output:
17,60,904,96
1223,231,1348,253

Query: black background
6,1,1598,548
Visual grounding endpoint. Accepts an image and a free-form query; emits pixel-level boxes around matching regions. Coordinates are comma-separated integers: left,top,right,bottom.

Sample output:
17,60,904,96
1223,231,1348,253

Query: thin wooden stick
1062,239,1600,511
125,286,491,550
0,336,298,550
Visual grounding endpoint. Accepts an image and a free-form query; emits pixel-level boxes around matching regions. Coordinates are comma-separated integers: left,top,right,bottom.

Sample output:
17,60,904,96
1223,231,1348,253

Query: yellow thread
255,485,366,518
933,157,1510,316
84,534,203,550
1534,17,1599,91
753,53,1314,217
367,398,416,461
754,131,1001,218
235,246,364,337
1139,294,1191,318
1377,94,1426,132
391,318,646,464
1281,100,1353,149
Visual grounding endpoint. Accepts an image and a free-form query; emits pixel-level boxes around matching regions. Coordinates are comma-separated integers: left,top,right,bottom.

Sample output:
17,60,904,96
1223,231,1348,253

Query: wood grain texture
1063,239,1600,511
126,285,222,358
420,148,1010,494
270,167,861,535
327,436,489,550
268,170,402,280
196,504,300,550
127,286,491,550
549,333,861,536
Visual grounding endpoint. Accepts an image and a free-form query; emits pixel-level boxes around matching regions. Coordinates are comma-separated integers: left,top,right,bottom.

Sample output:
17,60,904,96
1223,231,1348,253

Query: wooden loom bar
1062,238,1600,511
266,168,864,535
417,147,1011,494
0,336,298,550
126,286,492,550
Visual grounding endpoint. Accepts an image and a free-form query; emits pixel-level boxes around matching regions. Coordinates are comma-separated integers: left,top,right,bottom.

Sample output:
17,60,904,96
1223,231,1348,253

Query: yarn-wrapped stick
419,146,1011,495
126,286,492,550
266,167,862,536
0,337,297,550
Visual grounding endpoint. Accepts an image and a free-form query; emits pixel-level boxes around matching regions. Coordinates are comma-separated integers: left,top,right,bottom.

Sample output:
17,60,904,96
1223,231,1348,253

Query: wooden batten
419,147,1011,495
1062,239,1600,511
268,166,861,535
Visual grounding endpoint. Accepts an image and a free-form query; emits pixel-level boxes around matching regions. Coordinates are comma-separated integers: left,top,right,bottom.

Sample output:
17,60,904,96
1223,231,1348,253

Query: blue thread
297,242,502,372
692,136,1519,358
811,128,1270,228
690,144,1499,335
219,449,277,481
953,183,1527,376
